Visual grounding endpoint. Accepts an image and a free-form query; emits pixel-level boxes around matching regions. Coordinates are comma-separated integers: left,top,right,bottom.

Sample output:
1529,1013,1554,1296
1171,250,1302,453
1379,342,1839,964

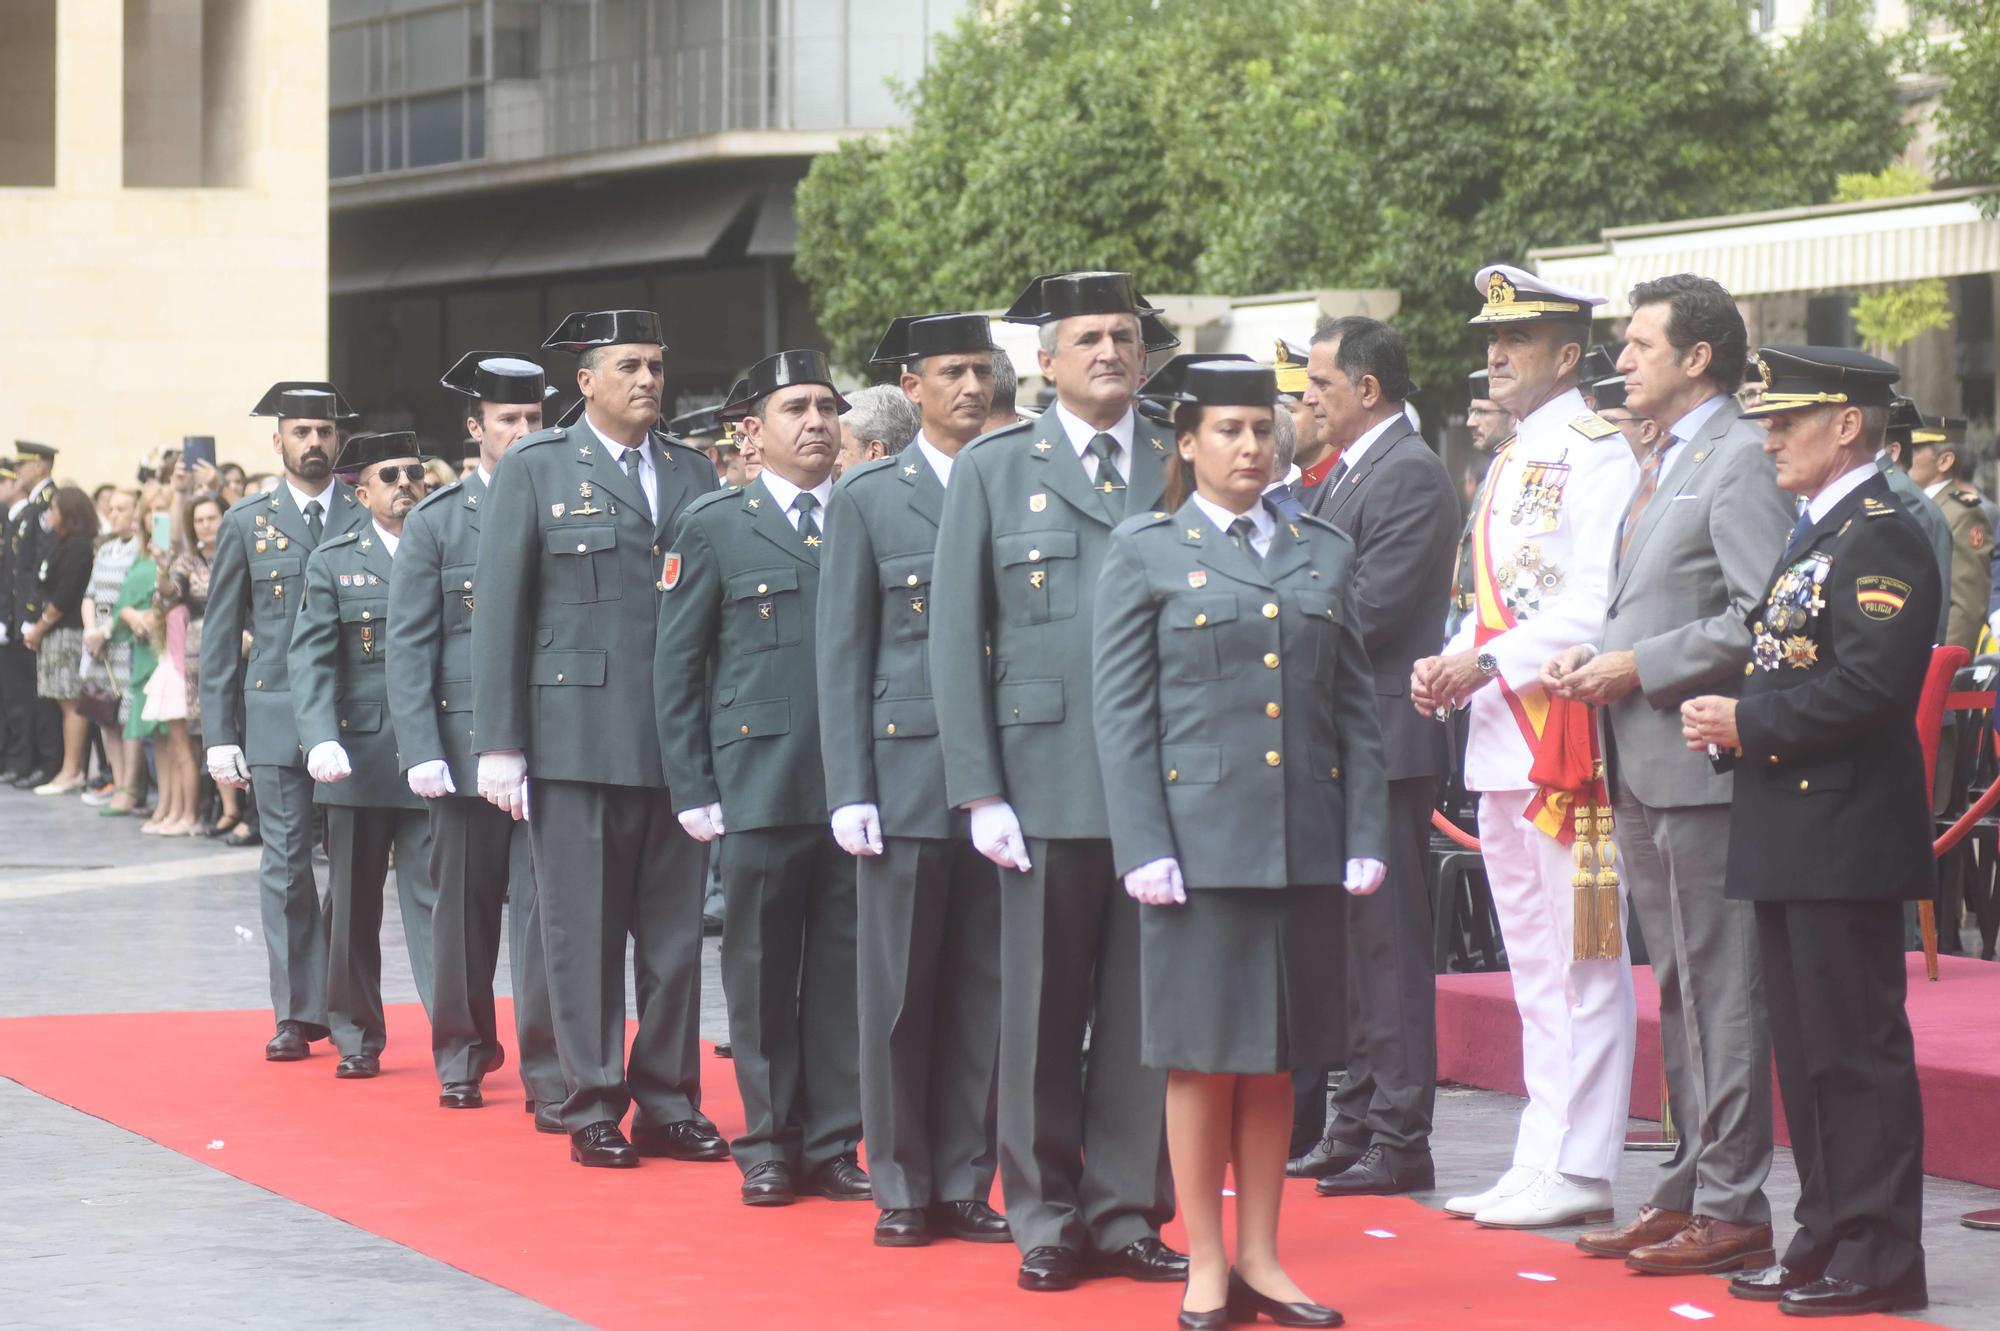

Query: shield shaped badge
660,553,682,591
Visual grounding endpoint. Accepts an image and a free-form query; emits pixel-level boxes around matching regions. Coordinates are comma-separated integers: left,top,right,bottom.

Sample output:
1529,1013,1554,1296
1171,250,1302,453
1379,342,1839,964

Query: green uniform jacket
470,423,717,786
816,451,962,841
929,407,1172,840
1092,501,1388,887
289,528,421,810
1940,480,1990,654
203,484,369,767
386,472,485,786
655,474,830,830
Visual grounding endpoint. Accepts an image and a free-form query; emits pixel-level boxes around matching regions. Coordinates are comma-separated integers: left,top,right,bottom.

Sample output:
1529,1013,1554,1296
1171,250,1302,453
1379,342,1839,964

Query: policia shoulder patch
1855,575,1911,621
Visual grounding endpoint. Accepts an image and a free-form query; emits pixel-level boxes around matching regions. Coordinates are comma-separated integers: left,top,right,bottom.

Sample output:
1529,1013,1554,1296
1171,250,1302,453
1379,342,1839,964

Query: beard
293,451,331,482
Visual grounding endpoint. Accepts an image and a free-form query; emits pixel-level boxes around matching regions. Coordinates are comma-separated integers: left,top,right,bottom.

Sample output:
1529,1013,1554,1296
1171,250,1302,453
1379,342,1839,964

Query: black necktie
793,492,822,547
1228,517,1261,562
1087,433,1126,515
304,499,323,546
622,448,652,521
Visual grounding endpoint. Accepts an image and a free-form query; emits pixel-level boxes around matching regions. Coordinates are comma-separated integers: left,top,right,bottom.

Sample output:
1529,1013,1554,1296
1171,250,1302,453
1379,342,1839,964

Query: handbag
77,672,122,729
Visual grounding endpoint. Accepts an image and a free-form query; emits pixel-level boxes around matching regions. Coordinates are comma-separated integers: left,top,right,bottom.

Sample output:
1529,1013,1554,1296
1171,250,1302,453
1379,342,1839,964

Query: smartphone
181,436,216,471
150,512,173,552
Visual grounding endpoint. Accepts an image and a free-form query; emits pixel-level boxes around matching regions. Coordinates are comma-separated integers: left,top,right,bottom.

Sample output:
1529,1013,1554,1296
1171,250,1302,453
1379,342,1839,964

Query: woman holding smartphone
1092,358,1389,1330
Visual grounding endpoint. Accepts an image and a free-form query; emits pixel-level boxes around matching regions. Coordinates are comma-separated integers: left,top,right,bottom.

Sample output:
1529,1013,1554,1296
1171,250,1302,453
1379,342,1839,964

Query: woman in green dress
1092,357,1389,1330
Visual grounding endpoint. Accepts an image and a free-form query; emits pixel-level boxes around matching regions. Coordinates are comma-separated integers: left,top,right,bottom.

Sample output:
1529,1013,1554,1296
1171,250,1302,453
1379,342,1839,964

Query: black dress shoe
1313,1144,1435,1197
714,1042,733,1059
632,1119,729,1161
741,1159,795,1206
335,1054,380,1079
438,1081,483,1109
12,769,53,790
1730,1263,1816,1302
1018,1245,1083,1292
874,1208,932,1247
803,1153,872,1201
533,1103,565,1135
223,823,261,848
702,914,724,936
1094,1236,1190,1283
264,1021,311,1062
931,1199,1011,1243
1778,1275,1927,1316
1227,1270,1343,1328
569,1120,639,1168
1285,1132,1364,1180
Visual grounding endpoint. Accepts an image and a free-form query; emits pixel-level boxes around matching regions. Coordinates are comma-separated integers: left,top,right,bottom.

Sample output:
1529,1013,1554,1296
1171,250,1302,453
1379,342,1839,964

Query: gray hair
842,384,921,456
1037,321,1062,355
1271,402,1298,473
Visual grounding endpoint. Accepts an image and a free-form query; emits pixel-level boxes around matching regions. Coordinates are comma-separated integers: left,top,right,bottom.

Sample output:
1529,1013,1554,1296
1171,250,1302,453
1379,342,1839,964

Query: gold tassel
1572,814,1599,961
1589,803,1622,960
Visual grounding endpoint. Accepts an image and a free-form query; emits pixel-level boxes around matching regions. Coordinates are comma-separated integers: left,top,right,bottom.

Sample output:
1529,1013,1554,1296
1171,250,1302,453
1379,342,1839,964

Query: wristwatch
1475,651,1499,678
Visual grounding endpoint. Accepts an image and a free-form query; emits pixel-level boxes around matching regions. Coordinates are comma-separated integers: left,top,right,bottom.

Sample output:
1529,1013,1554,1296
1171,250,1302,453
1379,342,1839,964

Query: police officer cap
12,440,57,464
1139,353,1275,407
440,351,547,404
541,309,665,353
1467,368,1493,401
870,313,1003,367
1741,346,1899,418
0,463,15,480
1590,375,1628,410
1910,414,1969,450
1271,339,1310,399
249,382,359,422
1002,271,1181,352
1467,264,1607,327
718,351,852,421
334,430,427,473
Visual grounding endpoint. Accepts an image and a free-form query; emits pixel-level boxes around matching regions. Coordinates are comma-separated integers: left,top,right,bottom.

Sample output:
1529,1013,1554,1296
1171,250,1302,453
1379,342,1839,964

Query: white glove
1344,857,1388,896
969,798,1032,872
478,749,529,820
306,741,351,784
18,622,32,640
1123,856,1187,906
407,759,456,799
0,624,9,646
678,803,726,842
205,744,250,788
831,802,884,857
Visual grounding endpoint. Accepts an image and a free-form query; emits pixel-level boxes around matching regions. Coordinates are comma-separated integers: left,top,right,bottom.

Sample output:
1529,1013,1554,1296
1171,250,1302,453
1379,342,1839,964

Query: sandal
101,785,142,817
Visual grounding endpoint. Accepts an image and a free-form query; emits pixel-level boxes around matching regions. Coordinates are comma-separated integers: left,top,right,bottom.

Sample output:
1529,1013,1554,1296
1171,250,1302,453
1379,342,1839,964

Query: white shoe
1443,1165,1539,1219
1473,1171,1613,1229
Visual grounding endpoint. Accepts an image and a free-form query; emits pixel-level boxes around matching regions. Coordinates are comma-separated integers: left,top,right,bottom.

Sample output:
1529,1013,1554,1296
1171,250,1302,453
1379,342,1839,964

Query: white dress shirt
584,412,658,518
1655,391,1730,488
1333,412,1404,479
1191,492,1274,556
1808,463,1879,525
758,469,835,531
287,477,334,526
914,435,955,486
1053,401,1135,487
372,520,400,559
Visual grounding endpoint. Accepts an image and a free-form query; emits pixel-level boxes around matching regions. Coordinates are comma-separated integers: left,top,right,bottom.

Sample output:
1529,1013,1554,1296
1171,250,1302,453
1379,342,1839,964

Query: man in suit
819,314,1012,1248
471,310,726,1169
289,432,437,1079
389,353,563,1117
5,442,60,787
656,350,870,1208
1902,414,1988,654
204,384,370,1060
1682,346,1934,1318
1879,397,1952,642
1287,316,1460,1197
1412,264,1640,1229
930,271,1186,1293
1543,275,1792,1275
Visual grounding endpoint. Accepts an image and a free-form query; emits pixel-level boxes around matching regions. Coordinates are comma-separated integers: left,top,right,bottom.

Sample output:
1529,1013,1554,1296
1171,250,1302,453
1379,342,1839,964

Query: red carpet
0,1004,1925,1329
1438,956,2000,1190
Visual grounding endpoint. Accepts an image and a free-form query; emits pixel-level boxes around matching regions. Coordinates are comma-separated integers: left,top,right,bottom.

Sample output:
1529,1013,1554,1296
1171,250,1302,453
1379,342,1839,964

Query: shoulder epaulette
682,486,740,518
331,529,361,544
1570,413,1619,442
838,455,903,489
1862,496,1898,518
1951,486,1983,508
512,426,565,452
963,419,1035,453
226,492,270,518
1113,510,1172,537
413,479,464,512
655,432,710,466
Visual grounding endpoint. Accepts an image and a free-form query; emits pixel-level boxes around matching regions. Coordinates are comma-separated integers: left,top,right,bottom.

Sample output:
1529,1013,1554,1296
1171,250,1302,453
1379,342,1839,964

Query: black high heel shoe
1177,1283,1230,1331
1227,1270,1343,1328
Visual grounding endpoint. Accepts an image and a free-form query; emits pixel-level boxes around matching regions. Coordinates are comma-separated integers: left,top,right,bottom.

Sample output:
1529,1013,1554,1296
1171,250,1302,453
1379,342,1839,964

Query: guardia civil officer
388,353,563,1117
656,350,869,1208
1681,346,1935,1318
0,462,16,780
471,310,726,1169
1095,356,1387,1329
289,431,438,1078
930,272,1186,1292
5,442,60,787
204,384,370,1060
818,314,1011,1247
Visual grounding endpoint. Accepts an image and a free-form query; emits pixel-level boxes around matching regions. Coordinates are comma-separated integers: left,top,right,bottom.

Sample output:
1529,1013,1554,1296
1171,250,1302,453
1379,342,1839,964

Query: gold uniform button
757,583,768,594
340,719,349,729
1768,754,1779,765
651,545,659,556
1263,652,1280,669
1262,602,1278,619
1265,702,1280,718
1329,766,1340,780
1798,779,1809,792
360,610,371,621
1744,662,1755,677
885,723,897,736
740,724,750,736
906,574,919,586
1194,613,1208,627
1167,769,1179,783
1265,751,1281,767
254,680,263,689
439,699,448,709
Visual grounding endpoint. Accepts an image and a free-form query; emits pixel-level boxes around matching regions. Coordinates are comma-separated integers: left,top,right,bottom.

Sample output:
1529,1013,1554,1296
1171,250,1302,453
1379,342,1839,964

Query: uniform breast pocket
1289,590,1341,676
545,525,621,603
338,598,388,666
994,530,1079,625
250,554,303,619
1163,593,1240,681
727,567,802,652
878,552,934,643
442,562,477,632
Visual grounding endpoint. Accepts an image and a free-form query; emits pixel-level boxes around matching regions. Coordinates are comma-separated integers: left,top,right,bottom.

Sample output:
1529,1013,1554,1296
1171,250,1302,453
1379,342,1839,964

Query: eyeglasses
370,465,425,484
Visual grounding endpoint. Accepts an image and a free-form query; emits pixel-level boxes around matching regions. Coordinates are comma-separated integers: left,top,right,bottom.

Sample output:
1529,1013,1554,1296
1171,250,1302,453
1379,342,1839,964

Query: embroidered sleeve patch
1855,575,1911,621
660,553,682,591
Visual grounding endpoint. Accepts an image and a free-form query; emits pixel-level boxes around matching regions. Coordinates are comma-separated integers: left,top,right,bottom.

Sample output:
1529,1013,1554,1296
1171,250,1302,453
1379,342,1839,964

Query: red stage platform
1437,955,2000,1189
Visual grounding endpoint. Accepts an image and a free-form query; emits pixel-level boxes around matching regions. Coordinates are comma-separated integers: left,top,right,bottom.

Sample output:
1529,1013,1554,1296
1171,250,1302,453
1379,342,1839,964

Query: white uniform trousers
1476,788,1637,1182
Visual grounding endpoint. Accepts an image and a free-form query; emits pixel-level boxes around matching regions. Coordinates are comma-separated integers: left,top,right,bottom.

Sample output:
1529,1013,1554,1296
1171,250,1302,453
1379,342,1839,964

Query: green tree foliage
797,0,1908,408
1852,279,1954,357
1911,0,2000,211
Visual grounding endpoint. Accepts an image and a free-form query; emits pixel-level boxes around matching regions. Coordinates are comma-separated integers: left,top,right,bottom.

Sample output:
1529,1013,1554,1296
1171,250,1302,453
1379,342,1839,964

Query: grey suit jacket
1309,417,1461,781
386,471,485,788
1600,399,1792,808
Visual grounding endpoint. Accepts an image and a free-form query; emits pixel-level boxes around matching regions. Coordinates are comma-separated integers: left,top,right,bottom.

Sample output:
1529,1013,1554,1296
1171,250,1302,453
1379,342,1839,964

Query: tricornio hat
869,313,1003,366
718,351,851,421
541,310,665,354
334,431,427,473
1138,353,1275,407
1002,271,1181,352
440,351,547,404
249,382,359,422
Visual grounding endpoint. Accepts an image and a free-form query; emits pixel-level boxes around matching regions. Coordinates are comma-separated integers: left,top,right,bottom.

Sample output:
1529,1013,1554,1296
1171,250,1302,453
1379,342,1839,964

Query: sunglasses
370,465,426,484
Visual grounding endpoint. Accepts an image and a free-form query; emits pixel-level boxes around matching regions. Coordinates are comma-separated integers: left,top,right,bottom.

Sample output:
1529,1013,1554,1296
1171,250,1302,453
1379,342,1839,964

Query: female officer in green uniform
1093,357,1389,1330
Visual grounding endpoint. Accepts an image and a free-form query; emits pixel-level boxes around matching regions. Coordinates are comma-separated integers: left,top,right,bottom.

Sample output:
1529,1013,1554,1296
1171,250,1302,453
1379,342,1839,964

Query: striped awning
1530,187,2000,317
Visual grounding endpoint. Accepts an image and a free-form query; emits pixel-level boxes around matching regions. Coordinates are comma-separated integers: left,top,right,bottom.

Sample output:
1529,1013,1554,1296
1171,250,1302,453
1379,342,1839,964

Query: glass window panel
331,0,387,22
384,99,406,170
467,85,486,159
407,89,466,167
785,27,845,128
493,1,541,77
405,7,467,92
329,106,365,176
381,17,407,93
330,25,366,103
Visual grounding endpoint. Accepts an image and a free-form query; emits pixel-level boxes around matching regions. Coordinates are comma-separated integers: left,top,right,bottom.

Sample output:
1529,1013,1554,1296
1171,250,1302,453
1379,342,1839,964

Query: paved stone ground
1,786,1994,1328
